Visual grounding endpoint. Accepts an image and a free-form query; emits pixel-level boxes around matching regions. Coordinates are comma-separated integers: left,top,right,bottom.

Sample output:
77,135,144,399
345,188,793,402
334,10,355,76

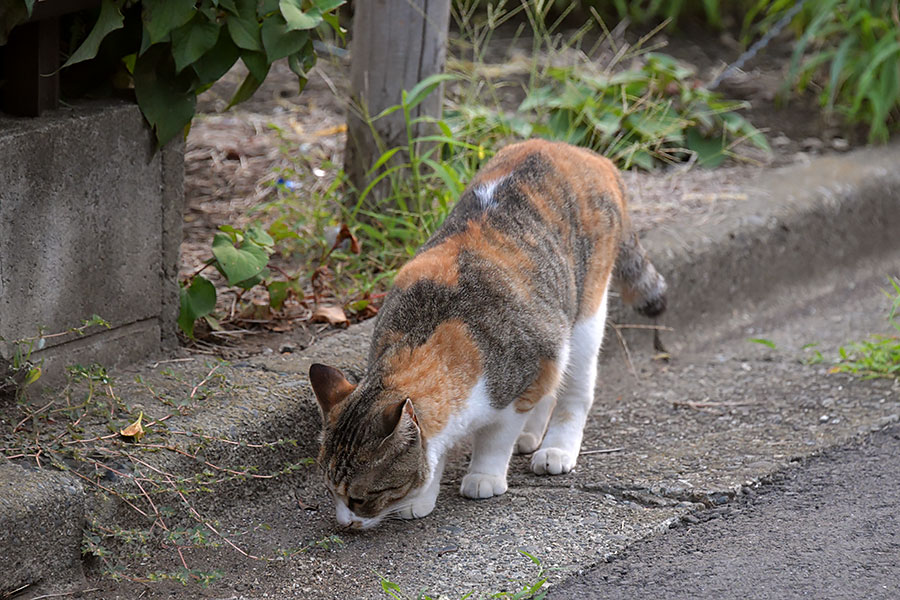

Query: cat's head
308,363,429,529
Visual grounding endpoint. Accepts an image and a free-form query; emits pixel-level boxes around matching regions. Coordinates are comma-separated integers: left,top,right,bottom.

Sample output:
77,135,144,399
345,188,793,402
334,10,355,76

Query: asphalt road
551,424,900,600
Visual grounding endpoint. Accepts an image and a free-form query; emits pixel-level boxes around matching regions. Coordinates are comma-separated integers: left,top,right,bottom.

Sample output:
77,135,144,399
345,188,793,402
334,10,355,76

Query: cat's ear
309,363,356,418
382,398,421,442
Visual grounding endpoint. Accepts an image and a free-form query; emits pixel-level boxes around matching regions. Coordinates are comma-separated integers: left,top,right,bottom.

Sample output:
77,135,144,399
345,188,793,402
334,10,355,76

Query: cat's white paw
460,473,508,499
514,431,541,455
395,495,437,520
531,448,576,475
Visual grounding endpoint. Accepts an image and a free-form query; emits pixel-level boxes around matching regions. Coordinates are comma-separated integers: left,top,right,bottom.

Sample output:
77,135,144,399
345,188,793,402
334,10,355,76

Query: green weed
830,276,900,379
762,0,900,142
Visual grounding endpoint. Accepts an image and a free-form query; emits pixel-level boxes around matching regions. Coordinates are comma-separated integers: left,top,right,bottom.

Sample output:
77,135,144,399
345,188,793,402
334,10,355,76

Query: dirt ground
180,24,864,358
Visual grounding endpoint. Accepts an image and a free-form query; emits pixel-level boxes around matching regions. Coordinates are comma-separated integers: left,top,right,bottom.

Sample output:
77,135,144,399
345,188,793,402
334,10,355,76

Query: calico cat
309,139,666,529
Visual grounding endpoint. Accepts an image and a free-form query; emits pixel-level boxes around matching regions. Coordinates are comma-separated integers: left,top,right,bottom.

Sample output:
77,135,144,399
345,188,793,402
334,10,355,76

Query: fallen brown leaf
120,412,145,441
330,223,360,254
311,304,348,327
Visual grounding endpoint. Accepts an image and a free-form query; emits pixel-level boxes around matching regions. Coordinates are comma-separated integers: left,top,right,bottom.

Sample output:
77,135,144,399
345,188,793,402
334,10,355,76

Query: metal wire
706,0,809,90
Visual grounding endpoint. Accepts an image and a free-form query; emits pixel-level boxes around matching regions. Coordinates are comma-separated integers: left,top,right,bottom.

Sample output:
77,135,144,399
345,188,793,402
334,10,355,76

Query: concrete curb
612,145,900,330
0,462,85,594
2,143,899,595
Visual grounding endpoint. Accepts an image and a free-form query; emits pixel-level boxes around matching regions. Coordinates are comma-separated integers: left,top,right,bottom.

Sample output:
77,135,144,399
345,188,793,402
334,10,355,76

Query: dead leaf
120,412,145,441
313,123,348,137
238,300,271,321
311,304,348,327
329,223,360,254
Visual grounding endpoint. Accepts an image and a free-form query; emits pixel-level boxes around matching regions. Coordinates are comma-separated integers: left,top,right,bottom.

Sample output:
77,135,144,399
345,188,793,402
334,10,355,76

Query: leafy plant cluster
458,51,769,169
777,0,900,142
449,1,768,168
3,0,344,147
177,76,481,338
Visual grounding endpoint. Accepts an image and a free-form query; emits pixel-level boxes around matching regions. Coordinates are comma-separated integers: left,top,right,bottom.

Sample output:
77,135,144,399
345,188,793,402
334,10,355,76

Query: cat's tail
614,229,667,318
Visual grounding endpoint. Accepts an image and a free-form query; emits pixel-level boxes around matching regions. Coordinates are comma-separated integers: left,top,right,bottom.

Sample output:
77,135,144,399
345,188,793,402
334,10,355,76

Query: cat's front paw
460,473,508,499
395,495,437,520
514,431,541,455
531,448,576,475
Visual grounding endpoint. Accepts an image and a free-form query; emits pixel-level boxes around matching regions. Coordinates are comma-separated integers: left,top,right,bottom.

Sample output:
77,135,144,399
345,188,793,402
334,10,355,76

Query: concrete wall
0,99,183,381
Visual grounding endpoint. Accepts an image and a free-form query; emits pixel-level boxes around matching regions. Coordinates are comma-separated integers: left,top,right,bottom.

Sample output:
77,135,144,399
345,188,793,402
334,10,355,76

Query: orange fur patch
514,358,561,413
393,238,461,289
384,319,482,436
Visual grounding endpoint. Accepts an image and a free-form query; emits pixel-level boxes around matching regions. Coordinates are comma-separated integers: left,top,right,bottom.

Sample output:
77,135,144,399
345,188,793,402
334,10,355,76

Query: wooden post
344,0,451,205
1,18,60,117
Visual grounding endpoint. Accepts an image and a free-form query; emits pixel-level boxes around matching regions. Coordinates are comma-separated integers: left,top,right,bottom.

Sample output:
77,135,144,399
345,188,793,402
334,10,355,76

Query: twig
190,364,222,399
151,357,195,368
162,473,261,560
580,447,625,455
27,588,100,600
137,443,277,479
167,430,278,448
673,400,752,409
611,323,674,331
13,399,56,432
610,323,637,379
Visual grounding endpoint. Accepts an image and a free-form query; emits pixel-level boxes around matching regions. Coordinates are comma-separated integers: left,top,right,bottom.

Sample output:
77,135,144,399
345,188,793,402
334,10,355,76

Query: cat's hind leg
514,394,555,454
531,291,608,476
461,406,529,499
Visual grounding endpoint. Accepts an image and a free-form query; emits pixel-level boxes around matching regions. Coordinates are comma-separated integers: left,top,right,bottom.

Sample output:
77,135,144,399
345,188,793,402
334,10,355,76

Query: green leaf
405,73,458,111
226,12,262,51
311,0,346,12
245,225,275,250
179,276,217,338
133,46,197,147
261,14,310,62
226,68,267,109
211,233,269,285
685,127,726,168
192,30,241,84
268,281,289,309
142,0,196,46
62,0,125,68
280,0,322,30
748,337,777,349
241,49,269,82
171,15,221,73
258,0,280,16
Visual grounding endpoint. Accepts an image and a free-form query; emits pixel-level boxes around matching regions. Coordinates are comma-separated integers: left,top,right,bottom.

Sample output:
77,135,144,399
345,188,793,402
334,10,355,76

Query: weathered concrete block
0,99,183,380
0,462,85,594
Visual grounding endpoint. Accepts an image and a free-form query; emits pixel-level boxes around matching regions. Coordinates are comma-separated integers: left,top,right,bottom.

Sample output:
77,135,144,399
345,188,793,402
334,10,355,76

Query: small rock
830,137,850,151
820,414,830,423
772,134,791,148
279,342,297,354
800,137,824,152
